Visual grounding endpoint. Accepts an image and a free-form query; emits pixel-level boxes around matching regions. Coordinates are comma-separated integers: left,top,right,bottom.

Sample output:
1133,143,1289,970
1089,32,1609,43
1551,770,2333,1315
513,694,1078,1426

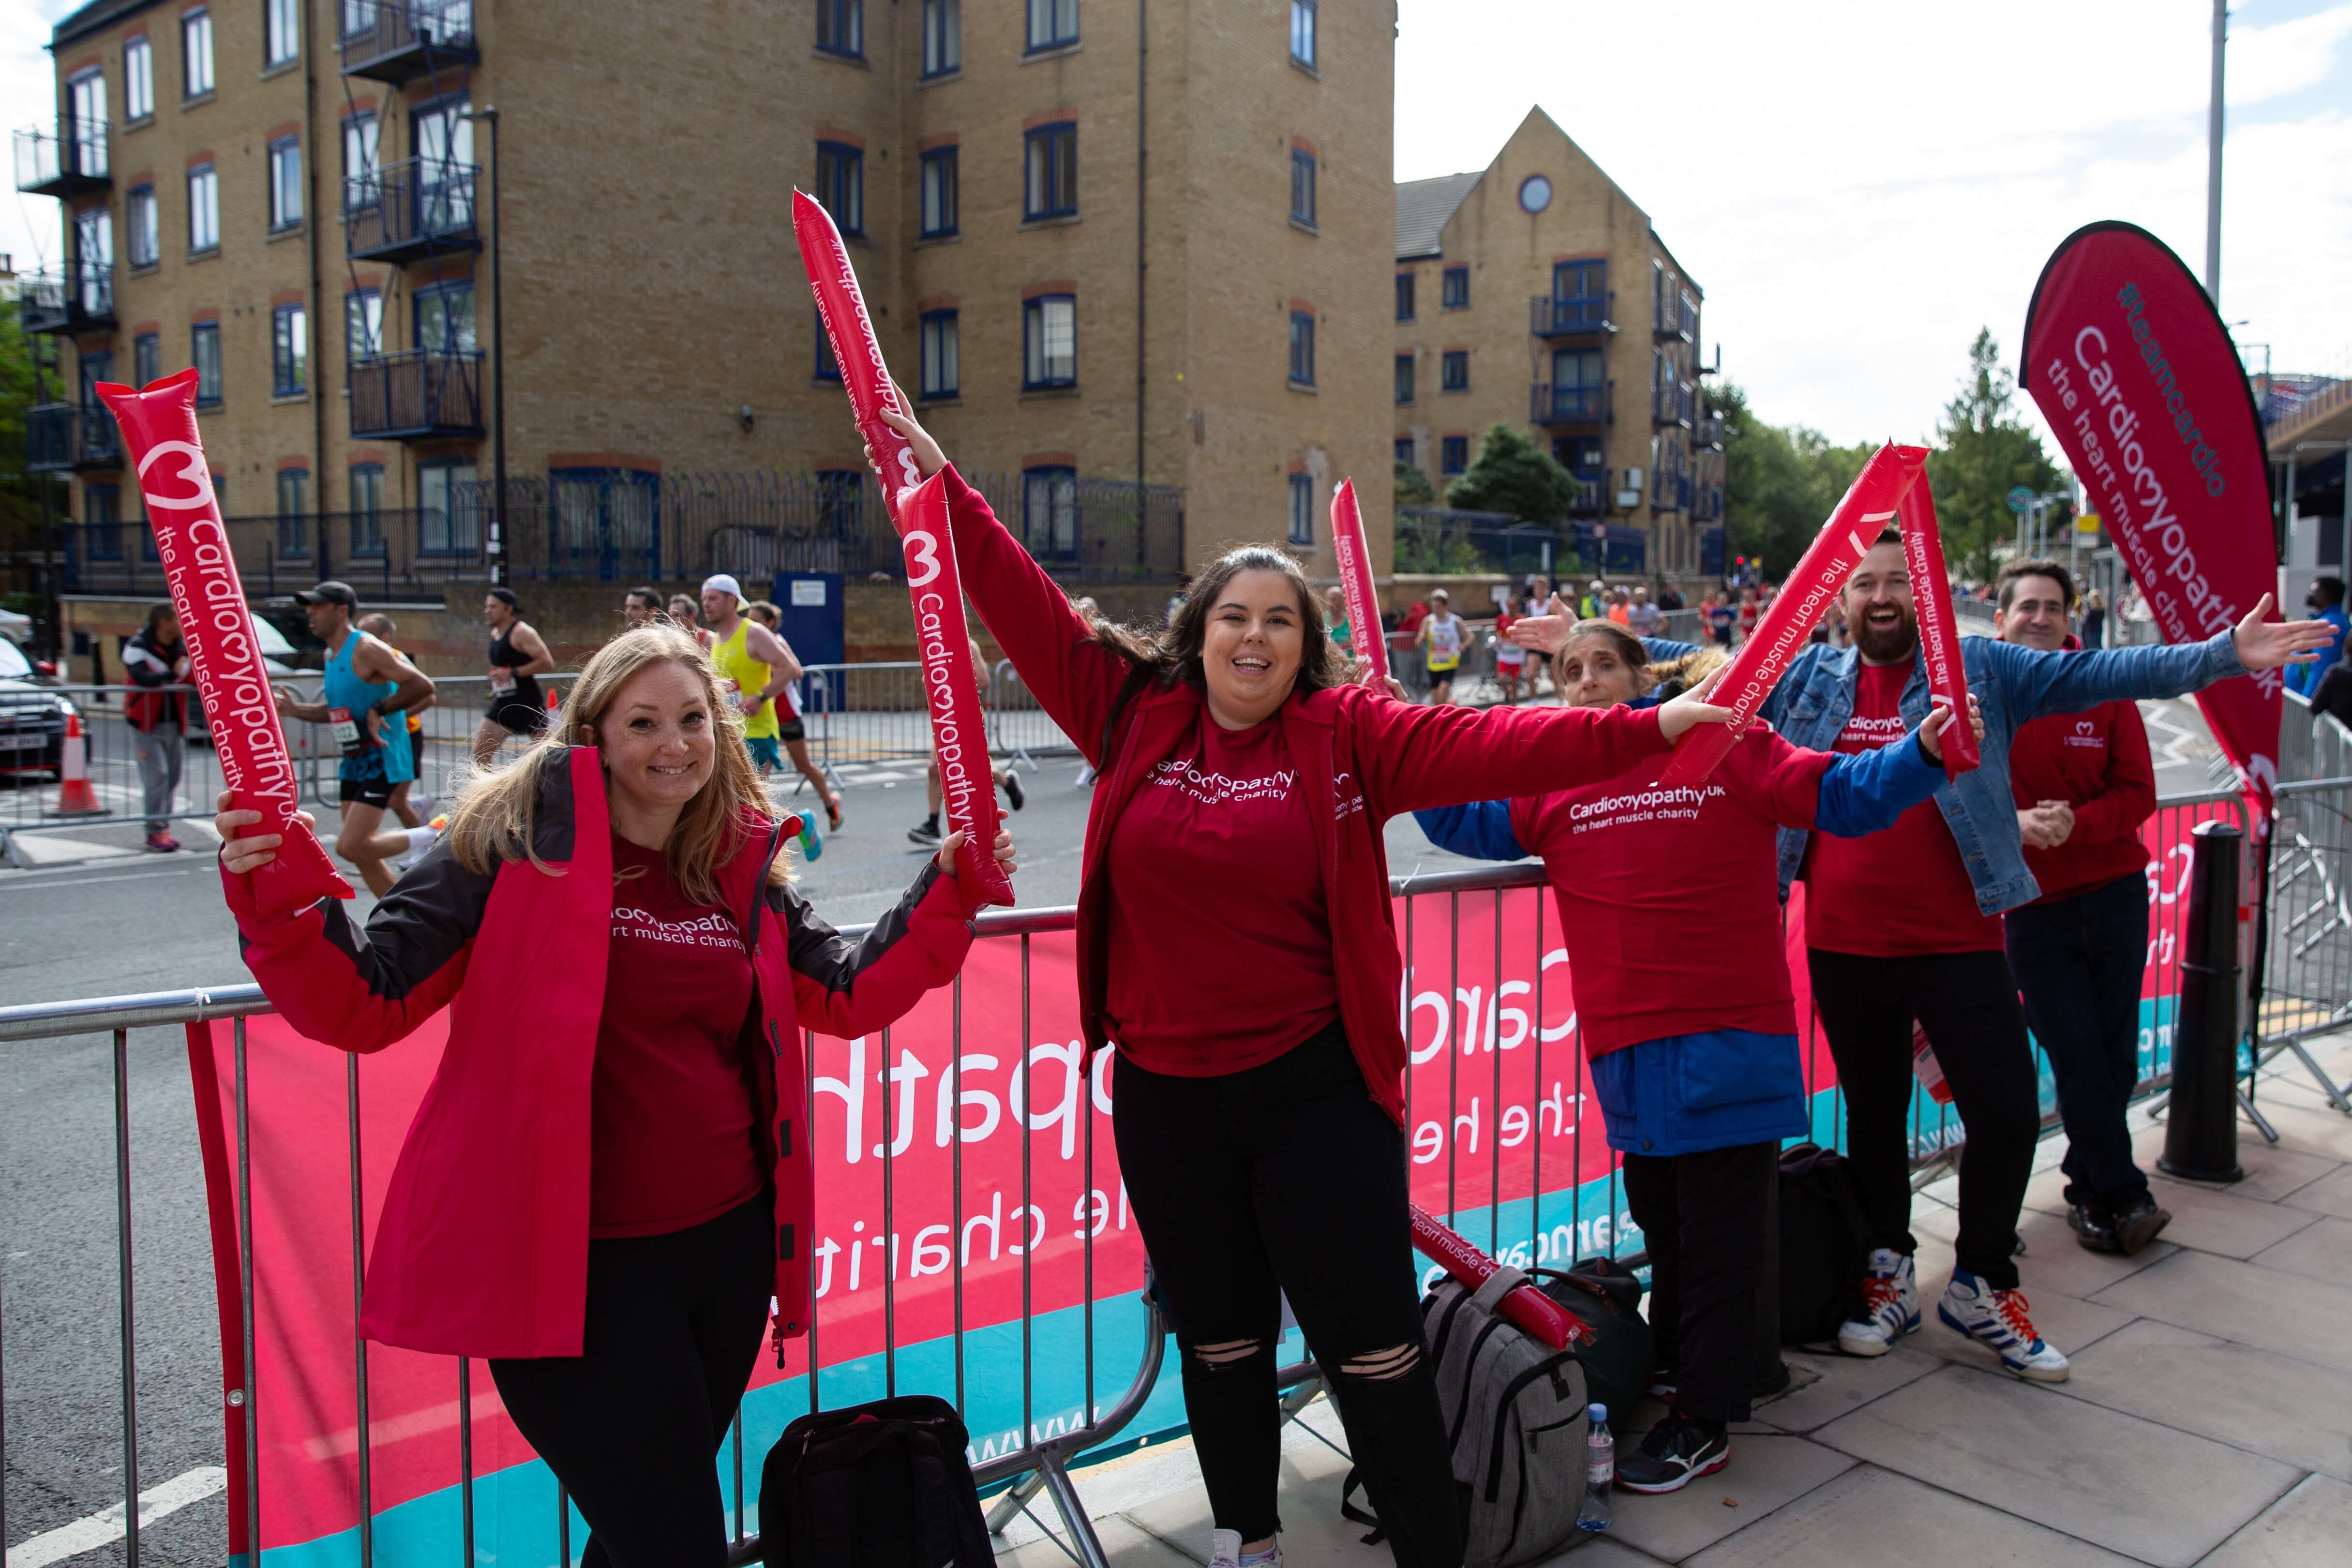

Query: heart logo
2076,719,2095,735
135,440,216,512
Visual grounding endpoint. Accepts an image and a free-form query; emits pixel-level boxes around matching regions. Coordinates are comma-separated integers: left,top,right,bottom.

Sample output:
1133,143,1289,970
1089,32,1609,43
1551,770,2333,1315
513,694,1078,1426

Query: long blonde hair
1561,619,1727,699
445,623,789,905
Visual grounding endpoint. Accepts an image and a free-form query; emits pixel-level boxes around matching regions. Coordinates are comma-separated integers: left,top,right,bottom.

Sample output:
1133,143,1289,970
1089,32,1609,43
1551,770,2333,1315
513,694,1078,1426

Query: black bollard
2159,820,2245,1184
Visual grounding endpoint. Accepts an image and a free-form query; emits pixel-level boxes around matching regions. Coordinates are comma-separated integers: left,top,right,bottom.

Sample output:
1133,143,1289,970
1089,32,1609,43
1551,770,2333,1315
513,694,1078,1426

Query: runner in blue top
272,581,438,895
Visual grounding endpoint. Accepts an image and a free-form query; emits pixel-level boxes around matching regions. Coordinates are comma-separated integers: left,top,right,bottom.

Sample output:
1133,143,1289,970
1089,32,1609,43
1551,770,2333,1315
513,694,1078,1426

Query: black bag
758,1394,993,1568
1534,1258,1652,1424
1776,1143,1875,1345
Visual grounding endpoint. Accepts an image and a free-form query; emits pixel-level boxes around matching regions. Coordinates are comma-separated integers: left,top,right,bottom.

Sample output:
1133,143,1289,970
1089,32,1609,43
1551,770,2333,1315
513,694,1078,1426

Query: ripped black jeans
1114,1022,1464,1568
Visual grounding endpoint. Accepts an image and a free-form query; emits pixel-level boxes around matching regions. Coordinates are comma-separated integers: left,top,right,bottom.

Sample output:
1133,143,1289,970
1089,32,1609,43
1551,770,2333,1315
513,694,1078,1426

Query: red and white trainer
1836,1248,1918,1357
1937,1269,2069,1381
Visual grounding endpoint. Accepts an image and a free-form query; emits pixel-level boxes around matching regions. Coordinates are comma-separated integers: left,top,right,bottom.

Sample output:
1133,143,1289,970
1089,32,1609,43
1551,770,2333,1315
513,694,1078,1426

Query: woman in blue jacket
1415,623,1970,1494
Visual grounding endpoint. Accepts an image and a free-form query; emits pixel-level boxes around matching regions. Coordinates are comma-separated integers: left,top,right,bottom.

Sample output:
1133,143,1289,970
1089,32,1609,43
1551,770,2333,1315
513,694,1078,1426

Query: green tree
1716,382,1872,576
1924,328,2064,581
1393,459,1434,506
0,293,45,547
1443,422,1582,522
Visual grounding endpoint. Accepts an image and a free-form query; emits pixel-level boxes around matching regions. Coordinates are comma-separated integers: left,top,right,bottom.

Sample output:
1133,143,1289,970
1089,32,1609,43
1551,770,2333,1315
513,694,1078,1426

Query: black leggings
1807,948,2042,1289
1619,1140,1776,1423
490,1194,774,1568
1114,1023,1464,1568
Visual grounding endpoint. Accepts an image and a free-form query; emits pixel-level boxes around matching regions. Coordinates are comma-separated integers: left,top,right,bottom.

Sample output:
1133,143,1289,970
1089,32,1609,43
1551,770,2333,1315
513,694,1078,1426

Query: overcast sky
6,0,2346,455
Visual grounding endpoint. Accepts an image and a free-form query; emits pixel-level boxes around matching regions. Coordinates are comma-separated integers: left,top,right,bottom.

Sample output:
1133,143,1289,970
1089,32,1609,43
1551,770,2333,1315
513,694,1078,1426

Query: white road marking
2,868,205,893
5,1466,227,1567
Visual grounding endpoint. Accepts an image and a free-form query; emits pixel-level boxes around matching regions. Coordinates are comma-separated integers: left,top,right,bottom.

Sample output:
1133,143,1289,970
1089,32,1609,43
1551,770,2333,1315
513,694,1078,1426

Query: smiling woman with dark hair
865,399,1736,1568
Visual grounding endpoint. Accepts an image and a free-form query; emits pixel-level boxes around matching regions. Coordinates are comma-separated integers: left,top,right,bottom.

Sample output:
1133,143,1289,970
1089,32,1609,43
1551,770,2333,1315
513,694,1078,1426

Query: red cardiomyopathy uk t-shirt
1512,723,1834,1058
589,834,765,1238
2007,698,2155,903
1805,660,2004,956
1104,709,1340,1075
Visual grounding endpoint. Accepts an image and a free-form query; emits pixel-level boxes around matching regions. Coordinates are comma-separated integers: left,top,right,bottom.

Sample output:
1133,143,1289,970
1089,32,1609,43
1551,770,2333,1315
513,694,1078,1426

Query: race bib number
489,666,517,696
327,706,366,754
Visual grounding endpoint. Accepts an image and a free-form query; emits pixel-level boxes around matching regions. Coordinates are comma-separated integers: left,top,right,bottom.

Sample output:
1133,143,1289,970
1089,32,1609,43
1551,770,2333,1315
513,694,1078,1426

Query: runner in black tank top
475,588,554,766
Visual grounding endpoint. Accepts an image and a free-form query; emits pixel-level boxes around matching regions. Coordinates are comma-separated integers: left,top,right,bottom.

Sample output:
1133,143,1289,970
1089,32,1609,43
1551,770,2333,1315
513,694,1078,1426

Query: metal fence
3,779,2343,1565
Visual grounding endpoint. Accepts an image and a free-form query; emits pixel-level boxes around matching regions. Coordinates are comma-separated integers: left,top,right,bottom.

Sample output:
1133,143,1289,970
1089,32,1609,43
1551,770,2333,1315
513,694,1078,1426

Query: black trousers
1618,1140,1776,1423
1806,949,2041,1290
2005,871,2155,1212
490,1194,774,1568
1113,1023,1464,1568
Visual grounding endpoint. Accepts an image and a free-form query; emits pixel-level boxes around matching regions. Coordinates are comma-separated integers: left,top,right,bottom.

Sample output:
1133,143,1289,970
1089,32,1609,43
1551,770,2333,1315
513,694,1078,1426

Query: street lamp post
465,106,506,587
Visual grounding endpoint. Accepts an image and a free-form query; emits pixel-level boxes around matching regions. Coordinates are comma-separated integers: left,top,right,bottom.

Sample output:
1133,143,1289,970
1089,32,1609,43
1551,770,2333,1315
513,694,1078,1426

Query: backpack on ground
1777,1142,1875,1345
758,1394,993,1568
1381,1264,1592,1567
1534,1256,1653,1424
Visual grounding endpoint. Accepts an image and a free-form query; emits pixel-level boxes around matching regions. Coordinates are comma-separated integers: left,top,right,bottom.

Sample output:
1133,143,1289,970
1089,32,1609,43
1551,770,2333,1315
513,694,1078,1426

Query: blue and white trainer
1836,1248,1919,1357
1937,1269,2069,1382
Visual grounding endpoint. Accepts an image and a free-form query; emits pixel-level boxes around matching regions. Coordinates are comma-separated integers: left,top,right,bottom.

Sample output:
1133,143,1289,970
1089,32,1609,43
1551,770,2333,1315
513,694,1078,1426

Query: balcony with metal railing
1694,411,1724,449
348,350,485,439
1529,291,1612,337
339,0,479,83
17,262,115,335
27,404,120,472
1652,379,1696,427
1529,380,1611,426
1567,469,1608,517
344,157,479,262
13,118,108,197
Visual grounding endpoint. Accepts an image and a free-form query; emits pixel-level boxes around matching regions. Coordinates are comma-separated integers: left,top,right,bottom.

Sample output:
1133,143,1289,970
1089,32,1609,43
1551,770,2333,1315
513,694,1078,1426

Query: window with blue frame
1288,311,1315,387
1442,267,1468,309
550,466,660,577
418,460,480,554
1024,295,1076,389
1394,436,1416,466
1394,353,1413,403
920,310,959,399
1022,465,1076,560
1290,148,1315,226
1290,0,1316,66
134,332,160,387
1395,272,1414,321
1441,435,1468,474
414,282,476,354
1026,0,1078,52
1024,123,1077,220
78,351,111,429
1288,473,1312,546
349,462,385,557
1441,350,1467,391
269,136,303,231
86,483,122,560
345,287,382,360
193,322,223,406
922,0,960,75
277,469,311,557
1549,346,1602,419
920,147,958,237
816,141,864,235
816,308,840,381
817,0,863,56
272,303,308,395
126,184,157,268
1552,258,1606,326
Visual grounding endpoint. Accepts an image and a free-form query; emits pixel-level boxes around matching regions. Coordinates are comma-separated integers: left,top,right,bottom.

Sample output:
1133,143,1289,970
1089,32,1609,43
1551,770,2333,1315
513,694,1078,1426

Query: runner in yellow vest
701,573,827,857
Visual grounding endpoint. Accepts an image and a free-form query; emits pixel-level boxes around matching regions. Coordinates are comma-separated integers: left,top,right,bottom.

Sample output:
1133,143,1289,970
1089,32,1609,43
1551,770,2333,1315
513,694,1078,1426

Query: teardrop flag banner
2021,220,2281,829
97,370,350,916
1658,444,1930,785
793,190,1012,904
1329,479,1390,686
1898,482,1981,779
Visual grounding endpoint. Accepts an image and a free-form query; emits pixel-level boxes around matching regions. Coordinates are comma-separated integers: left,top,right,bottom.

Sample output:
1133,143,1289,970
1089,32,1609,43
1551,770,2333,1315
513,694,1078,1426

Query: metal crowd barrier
2,787,2347,1566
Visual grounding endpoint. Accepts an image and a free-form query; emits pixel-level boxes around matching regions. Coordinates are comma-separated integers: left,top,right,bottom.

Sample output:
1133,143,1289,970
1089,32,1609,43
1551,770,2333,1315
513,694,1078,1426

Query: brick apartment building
18,0,1391,670
1394,108,1724,587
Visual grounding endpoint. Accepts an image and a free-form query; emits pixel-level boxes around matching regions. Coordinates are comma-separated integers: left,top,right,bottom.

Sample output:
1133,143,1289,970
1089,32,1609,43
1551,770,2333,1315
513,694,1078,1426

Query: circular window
1518,175,1553,214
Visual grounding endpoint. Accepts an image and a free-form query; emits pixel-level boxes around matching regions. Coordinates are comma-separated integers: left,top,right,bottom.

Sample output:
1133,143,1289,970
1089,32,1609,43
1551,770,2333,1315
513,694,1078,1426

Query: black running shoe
2112,1195,2172,1256
2067,1201,2121,1254
1616,1414,1729,1495
907,820,942,847
1003,771,1026,811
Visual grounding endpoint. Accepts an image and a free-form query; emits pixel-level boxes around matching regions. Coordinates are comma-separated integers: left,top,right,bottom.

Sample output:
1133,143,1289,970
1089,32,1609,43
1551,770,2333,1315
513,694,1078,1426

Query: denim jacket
1743,629,2246,915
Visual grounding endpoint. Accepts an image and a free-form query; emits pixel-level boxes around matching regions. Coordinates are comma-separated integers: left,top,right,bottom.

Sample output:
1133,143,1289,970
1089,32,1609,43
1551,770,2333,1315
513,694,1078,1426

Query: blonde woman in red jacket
213,622,1013,1568
873,406,1732,1568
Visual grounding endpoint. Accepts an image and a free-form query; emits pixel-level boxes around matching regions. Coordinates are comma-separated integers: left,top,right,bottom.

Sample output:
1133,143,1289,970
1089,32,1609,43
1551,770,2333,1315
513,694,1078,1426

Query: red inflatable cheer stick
1896,481,1979,779
793,190,1013,906
1658,444,1928,786
1410,1204,1590,1349
1328,479,1389,687
96,370,351,916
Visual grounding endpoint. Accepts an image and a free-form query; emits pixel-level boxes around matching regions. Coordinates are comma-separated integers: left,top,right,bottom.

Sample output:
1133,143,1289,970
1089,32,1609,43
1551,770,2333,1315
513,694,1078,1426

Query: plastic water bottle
1576,1403,1613,1532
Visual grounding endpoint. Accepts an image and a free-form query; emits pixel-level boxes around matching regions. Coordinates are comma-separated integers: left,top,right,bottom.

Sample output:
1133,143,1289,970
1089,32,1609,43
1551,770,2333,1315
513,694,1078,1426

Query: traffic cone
55,712,103,815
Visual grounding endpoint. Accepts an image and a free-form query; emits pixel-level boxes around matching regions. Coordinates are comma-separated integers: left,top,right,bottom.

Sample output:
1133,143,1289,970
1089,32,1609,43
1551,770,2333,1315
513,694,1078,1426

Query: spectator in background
1582,579,1605,619
122,603,189,852
1738,588,1762,642
1995,560,2170,1256
623,587,664,629
1523,575,1555,696
1493,602,1527,703
1418,589,1467,705
2290,578,2348,699
1659,584,1686,612
1391,597,1430,694
1324,586,1353,657
2311,637,2352,730
1708,594,1737,648
668,594,716,651
1607,586,1633,626
357,612,436,837
2079,590,2107,650
1628,585,1664,637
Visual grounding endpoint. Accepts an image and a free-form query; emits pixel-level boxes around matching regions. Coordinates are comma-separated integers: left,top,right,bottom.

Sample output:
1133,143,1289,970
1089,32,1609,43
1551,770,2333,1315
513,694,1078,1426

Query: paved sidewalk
1002,1031,2352,1568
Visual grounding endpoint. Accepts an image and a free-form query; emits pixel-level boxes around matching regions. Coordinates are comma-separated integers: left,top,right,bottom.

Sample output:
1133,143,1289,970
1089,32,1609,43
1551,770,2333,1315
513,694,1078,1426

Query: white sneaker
1208,1528,1280,1568
1836,1247,1919,1357
1938,1269,2070,1382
